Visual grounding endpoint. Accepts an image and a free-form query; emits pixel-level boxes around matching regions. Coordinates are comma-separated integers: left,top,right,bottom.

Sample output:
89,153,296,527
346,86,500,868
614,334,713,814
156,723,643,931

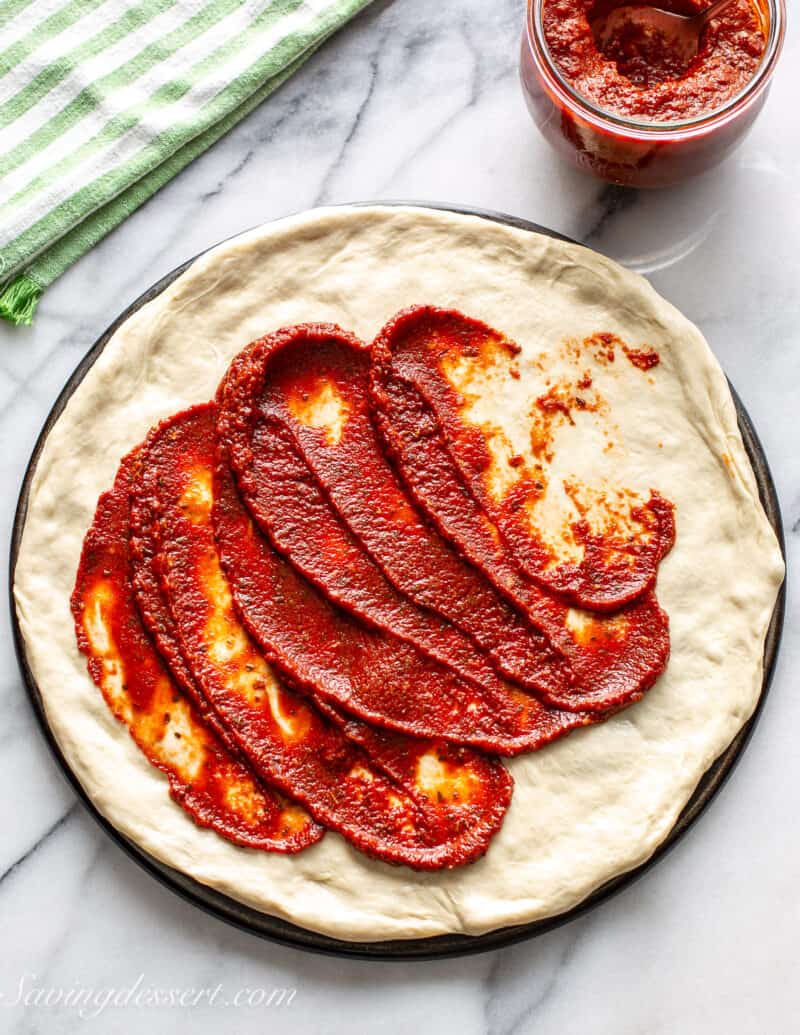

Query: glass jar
520,0,786,188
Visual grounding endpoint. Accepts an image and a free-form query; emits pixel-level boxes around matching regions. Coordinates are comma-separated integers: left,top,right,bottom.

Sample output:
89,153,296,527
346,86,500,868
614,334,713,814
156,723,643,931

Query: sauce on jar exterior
542,0,766,122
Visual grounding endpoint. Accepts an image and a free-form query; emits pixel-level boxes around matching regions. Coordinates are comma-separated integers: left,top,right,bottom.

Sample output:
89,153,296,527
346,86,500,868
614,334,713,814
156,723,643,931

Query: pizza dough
13,206,784,941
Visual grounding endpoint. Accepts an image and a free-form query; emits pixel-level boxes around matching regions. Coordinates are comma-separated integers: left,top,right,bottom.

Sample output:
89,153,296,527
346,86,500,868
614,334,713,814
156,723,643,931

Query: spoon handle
699,0,739,26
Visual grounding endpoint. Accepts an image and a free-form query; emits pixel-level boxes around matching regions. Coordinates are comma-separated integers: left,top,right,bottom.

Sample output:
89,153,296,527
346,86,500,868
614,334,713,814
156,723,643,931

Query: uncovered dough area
13,206,784,941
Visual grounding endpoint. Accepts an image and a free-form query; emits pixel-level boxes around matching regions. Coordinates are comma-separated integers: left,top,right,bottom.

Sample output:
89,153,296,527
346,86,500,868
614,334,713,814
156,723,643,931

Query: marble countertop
1,1,797,1031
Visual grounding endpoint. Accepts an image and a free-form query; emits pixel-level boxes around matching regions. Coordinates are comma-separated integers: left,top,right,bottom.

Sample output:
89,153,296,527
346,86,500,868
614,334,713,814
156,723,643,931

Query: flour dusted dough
14,207,784,941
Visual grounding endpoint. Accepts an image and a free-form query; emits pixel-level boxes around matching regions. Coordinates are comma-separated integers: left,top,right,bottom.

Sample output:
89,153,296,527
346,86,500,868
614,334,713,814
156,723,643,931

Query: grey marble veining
0,0,798,1031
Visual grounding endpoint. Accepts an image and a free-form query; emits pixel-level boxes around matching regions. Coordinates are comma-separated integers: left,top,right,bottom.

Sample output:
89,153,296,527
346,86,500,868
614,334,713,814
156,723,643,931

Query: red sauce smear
371,306,675,613
623,344,660,371
129,405,512,869
585,332,661,372
220,323,572,698
543,0,766,122
71,452,322,852
370,307,671,713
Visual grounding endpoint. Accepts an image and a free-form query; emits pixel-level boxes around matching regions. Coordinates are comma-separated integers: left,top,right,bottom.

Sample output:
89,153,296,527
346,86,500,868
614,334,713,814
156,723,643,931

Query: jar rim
526,0,786,138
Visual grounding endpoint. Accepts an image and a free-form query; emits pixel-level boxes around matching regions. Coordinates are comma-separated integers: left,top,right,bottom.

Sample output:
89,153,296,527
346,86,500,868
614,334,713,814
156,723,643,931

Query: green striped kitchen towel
0,0,373,326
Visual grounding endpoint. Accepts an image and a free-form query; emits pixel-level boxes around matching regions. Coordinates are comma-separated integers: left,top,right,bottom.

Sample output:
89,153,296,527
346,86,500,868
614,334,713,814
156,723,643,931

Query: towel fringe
0,274,42,327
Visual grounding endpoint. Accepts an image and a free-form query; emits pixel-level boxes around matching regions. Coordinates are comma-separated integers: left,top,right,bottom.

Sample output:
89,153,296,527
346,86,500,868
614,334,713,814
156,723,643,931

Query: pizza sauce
73,304,676,869
542,0,767,122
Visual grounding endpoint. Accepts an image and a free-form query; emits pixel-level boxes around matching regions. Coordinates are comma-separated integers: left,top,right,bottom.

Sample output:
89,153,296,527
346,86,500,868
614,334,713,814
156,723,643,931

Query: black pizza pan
9,203,786,961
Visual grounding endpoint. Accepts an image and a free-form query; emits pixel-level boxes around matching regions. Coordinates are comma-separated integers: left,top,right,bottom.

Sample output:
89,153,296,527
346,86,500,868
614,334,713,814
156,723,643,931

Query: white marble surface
1,1,798,1031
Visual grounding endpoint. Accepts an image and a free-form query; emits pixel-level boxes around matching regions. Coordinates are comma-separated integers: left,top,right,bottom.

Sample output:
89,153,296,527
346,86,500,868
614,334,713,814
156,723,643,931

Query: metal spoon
592,0,739,66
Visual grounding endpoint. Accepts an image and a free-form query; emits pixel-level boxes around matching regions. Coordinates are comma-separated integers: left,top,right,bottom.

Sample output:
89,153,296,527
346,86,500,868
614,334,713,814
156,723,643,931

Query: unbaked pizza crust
13,207,784,941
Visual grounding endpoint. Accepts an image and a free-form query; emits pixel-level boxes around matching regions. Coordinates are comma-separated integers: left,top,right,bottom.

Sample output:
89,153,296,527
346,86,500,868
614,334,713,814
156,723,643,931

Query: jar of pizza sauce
520,0,785,188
